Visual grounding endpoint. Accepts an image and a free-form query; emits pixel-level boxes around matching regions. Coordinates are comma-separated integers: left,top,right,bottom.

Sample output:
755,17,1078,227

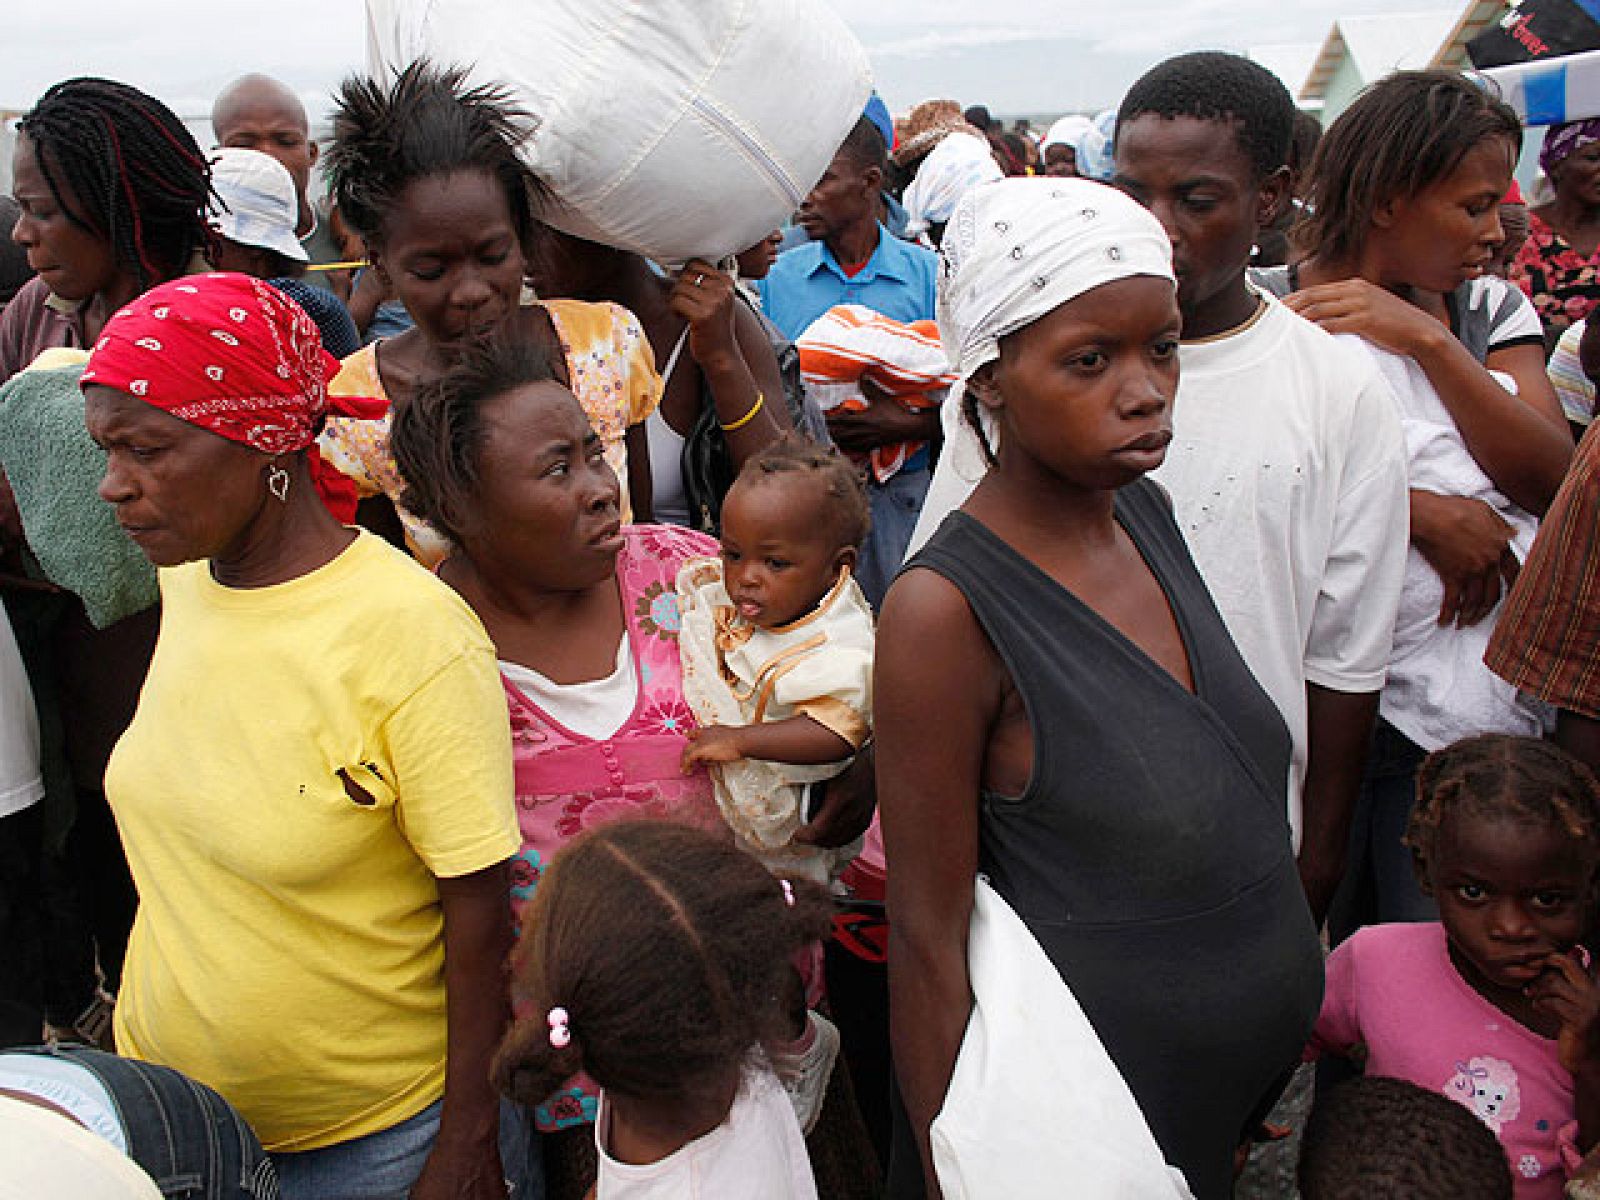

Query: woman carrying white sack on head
876,178,1322,1200
901,131,1003,248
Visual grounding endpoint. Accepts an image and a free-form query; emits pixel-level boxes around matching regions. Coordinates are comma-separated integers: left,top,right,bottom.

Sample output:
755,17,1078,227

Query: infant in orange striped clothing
676,435,874,883
795,303,958,484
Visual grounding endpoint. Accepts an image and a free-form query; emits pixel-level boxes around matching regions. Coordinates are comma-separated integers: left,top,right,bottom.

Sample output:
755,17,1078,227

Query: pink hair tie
547,1006,572,1049
781,880,795,907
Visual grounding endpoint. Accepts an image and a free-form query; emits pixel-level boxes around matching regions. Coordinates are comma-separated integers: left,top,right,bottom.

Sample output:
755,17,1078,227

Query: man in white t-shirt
0,603,44,1044
908,53,1409,927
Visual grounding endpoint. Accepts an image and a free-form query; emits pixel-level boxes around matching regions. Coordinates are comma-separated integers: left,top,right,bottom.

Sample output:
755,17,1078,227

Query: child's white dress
675,559,874,882
595,1067,817,1199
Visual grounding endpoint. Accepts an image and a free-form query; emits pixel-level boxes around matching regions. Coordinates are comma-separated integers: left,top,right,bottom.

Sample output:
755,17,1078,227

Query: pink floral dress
502,524,721,1131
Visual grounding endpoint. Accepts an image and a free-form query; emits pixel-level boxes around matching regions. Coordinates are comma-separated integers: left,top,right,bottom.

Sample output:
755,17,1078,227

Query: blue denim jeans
1327,718,1438,947
858,465,932,610
272,1099,541,1200
8,1044,279,1198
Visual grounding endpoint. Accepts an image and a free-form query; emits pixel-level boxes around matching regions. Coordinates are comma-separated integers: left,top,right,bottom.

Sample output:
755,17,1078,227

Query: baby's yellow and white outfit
676,559,874,883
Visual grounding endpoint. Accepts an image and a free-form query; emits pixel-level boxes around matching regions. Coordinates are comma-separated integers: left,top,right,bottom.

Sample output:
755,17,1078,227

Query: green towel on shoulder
0,362,158,628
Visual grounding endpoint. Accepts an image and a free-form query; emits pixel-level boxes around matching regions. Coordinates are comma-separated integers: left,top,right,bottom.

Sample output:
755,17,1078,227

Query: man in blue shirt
760,117,940,606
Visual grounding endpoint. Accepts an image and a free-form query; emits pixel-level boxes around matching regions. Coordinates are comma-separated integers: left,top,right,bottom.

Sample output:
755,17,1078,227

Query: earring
266,460,291,504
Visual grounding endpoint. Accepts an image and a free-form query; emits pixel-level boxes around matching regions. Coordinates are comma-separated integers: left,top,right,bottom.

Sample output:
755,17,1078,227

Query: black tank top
909,480,1323,1200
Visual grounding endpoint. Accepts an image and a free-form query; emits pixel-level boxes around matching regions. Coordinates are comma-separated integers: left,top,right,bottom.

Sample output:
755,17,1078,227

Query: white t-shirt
1149,298,1409,840
1353,346,1546,750
499,634,637,743
595,1067,817,1200
905,296,1411,844
0,608,42,820
645,410,692,528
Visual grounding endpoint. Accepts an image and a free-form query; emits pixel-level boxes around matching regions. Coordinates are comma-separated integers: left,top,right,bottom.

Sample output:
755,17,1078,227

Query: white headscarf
1042,114,1093,152
903,130,1004,239
935,177,1174,382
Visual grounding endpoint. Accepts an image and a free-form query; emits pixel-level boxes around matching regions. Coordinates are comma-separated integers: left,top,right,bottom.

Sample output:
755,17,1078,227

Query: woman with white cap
208,146,361,359
876,178,1322,1200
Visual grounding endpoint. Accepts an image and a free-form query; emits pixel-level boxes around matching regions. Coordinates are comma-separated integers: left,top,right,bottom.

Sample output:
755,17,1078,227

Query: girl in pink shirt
1311,734,1600,1197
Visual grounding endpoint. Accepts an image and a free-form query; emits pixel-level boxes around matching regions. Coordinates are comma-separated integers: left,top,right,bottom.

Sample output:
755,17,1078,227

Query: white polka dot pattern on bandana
80,272,342,455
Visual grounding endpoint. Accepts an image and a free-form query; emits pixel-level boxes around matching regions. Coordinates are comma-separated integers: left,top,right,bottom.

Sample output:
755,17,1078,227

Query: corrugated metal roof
1301,9,1462,102
1431,0,1509,67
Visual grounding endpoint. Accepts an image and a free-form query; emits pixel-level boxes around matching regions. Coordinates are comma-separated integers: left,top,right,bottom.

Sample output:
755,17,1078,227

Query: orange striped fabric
797,303,956,482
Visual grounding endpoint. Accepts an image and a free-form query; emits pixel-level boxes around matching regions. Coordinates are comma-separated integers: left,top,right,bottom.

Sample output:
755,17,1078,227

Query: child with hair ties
676,435,875,885
492,819,831,1199
1309,734,1600,1198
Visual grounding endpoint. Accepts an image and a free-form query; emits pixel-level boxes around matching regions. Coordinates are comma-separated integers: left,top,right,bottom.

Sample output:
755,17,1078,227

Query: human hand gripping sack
670,258,741,373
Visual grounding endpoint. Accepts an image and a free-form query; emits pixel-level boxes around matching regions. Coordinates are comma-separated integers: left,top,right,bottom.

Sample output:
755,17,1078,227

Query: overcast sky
5,0,1437,122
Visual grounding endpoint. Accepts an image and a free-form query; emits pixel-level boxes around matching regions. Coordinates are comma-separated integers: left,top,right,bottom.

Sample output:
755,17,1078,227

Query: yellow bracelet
719,391,765,433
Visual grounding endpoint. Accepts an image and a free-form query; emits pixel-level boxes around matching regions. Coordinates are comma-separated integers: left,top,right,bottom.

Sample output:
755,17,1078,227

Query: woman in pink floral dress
1512,119,1600,349
389,333,721,1200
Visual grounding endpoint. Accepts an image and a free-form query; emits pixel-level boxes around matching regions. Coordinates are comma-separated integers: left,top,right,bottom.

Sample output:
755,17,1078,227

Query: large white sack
930,878,1195,1199
366,0,873,264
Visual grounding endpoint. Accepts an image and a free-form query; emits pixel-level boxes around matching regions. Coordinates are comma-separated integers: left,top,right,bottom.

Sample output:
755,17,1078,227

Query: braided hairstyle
323,60,542,257
1406,734,1600,882
1299,1076,1512,1199
492,819,833,1109
18,77,216,291
737,433,871,552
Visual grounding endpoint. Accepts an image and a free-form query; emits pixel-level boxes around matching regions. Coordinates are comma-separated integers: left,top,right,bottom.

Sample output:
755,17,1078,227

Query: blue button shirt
758,224,939,342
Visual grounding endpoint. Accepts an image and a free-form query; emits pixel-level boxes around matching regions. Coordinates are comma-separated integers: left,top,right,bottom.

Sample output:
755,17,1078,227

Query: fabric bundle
902,132,1004,240
797,304,957,483
368,0,871,264
0,354,158,629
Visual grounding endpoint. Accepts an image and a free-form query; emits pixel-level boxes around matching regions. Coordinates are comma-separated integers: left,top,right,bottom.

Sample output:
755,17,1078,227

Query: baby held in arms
677,436,874,883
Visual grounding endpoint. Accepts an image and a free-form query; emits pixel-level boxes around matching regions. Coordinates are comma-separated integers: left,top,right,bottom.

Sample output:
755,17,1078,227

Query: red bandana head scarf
81,272,374,454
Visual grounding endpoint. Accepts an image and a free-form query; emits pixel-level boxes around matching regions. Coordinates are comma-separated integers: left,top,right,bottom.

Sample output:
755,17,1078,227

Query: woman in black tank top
877,179,1322,1200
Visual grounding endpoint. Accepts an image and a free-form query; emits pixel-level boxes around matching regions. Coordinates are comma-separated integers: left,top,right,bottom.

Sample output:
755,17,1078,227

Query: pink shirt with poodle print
1311,922,1577,1198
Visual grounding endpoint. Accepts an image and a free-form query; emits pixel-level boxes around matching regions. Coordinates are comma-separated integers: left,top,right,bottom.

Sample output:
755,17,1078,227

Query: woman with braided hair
0,78,213,1053
2,76,215,374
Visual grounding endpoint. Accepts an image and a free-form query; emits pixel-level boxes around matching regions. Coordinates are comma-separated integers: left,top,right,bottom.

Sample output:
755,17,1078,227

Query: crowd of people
8,35,1600,1200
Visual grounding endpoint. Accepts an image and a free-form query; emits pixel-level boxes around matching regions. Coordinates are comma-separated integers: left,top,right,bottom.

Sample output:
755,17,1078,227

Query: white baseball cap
207,147,308,263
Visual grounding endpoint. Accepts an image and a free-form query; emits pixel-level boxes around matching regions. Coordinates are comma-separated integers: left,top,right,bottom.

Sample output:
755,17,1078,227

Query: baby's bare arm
683,714,854,770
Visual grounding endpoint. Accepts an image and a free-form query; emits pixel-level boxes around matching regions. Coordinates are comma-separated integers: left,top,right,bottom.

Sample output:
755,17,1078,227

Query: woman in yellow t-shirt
80,272,521,1200
316,61,664,566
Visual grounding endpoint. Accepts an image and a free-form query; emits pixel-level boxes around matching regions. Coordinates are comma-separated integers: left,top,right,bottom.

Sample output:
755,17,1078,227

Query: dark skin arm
409,862,513,1200
624,422,653,522
827,377,942,455
793,742,878,849
1287,271,1543,629
1285,281,1571,514
346,268,391,337
878,569,997,1197
681,714,853,770
670,258,791,465
1296,684,1380,928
